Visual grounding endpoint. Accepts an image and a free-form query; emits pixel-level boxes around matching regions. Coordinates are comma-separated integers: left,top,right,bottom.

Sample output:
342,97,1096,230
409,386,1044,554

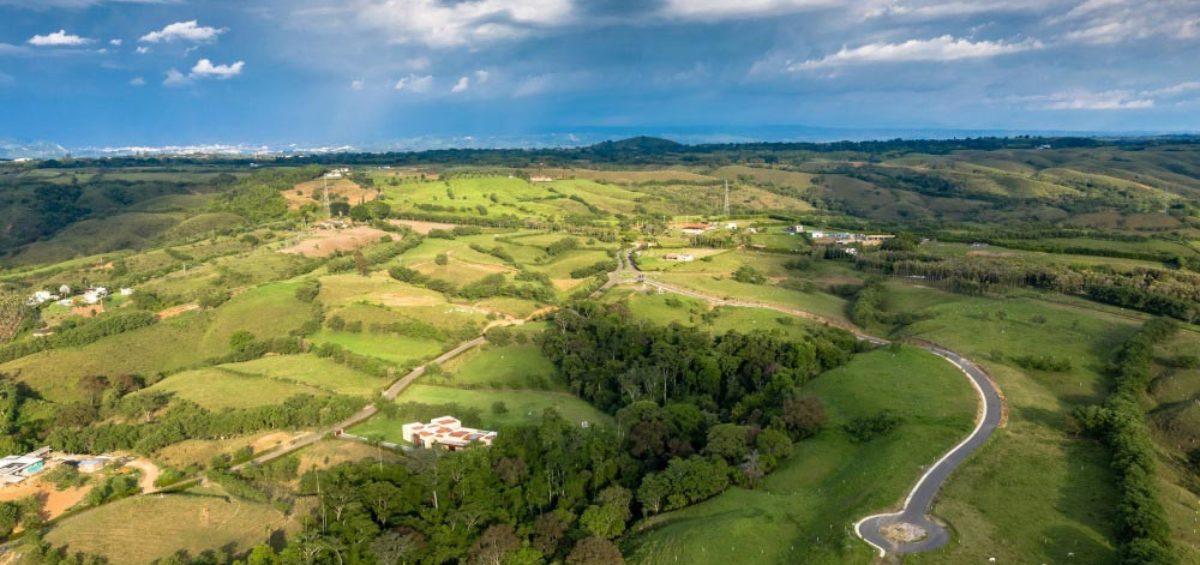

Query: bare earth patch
285,179,375,210
280,226,390,258
157,303,199,319
881,522,928,543
0,472,91,522
72,303,105,318
389,219,458,234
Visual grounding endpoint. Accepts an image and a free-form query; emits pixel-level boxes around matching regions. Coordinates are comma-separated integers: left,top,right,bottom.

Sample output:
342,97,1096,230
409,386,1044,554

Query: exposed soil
285,179,376,210
279,226,391,258
157,303,199,319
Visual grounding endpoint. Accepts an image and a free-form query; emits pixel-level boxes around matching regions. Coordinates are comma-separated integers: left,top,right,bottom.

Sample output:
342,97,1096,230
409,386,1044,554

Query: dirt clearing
285,179,376,210
280,226,391,258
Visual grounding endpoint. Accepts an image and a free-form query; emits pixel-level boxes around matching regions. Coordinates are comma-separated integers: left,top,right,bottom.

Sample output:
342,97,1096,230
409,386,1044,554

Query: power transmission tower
723,179,730,217
323,175,331,217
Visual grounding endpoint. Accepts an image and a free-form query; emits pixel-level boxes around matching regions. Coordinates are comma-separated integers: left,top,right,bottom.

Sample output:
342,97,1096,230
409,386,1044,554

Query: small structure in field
0,448,50,485
529,175,554,183
77,459,108,474
81,287,108,305
679,223,710,236
663,253,695,262
402,416,496,451
324,167,351,179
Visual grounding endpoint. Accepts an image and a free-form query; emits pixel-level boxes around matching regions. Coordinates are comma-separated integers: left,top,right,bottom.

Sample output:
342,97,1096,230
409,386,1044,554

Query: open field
885,284,1135,564
222,354,388,397
142,367,330,410
352,383,611,440
628,346,976,564
278,226,391,258
44,486,302,563
310,330,445,365
155,431,302,470
433,343,560,389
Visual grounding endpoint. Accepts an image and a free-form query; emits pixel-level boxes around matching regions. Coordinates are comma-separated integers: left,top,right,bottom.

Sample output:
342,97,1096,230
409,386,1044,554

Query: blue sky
1,0,1198,148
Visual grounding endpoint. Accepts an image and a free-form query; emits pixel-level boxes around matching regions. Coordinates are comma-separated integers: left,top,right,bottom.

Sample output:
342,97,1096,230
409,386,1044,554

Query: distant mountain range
3,126,1198,160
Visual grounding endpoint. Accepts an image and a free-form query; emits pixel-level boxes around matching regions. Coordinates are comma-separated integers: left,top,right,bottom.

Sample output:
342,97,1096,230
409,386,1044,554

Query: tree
0,294,30,344
0,501,18,538
468,524,520,565
782,396,826,439
354,250,370,277
371,529,425,565
580,486,631,539
435,253,450,266
566,536,624,565
532,511,569,556
229,330,257,352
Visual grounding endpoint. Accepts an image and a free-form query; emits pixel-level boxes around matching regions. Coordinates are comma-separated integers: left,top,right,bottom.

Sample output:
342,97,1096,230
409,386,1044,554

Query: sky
0,0,1198,149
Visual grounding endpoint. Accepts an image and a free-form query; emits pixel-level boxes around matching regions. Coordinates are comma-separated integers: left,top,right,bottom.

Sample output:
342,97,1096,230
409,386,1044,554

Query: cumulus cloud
163,68,188,86
28,30,91,47
790,35,1043,70
163,59,245,86
140,20,226,43
350,79,365,90
660,0,840,20
190,58,244,79
109,38,123,46
451,76,470,93
474,70,490,84
394,74,433,93
136,46,150,54
356,0,573,48
129,76,145,86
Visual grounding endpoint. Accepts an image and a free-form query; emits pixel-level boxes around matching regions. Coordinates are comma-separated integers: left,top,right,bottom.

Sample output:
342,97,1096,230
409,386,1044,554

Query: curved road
620,249,1004,557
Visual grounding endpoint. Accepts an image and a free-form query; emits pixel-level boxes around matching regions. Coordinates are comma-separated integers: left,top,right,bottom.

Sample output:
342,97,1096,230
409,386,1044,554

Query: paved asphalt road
624,249,1004,557
853,346,1004,556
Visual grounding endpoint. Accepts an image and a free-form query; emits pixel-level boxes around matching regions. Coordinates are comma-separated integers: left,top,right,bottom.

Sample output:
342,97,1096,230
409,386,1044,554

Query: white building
402,416,496,451
0,448,49,485
27,291,56,306
663,253,695,263
81,287,108,305
119,288,135,296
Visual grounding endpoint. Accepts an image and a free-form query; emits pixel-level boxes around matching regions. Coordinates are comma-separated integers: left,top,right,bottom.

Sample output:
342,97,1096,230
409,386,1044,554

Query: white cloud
109,38,122,46
0,0,182,7
164,59,245,86
1054,0,1200,44
356,0,573,48
190,59,244,79
129,76,145,86
140,20,226,43
163,68,188,86
394,74,433,93
865,0,1062,20
350,79,365,90
452,76,470,93
136,46,150,54
28,30,91,47
660,0,839,20
512,72,588,97
474,70,490,84
790,35,1043,70
1010,81,1200,111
